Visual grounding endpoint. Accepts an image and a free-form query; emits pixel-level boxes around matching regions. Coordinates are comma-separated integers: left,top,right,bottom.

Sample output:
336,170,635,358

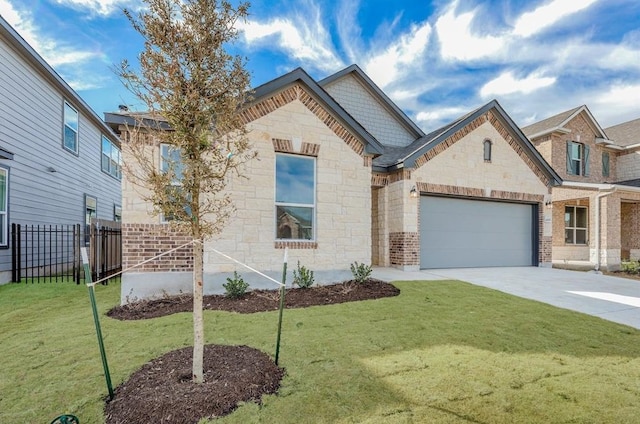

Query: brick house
107,65,561,302
522,106,640,271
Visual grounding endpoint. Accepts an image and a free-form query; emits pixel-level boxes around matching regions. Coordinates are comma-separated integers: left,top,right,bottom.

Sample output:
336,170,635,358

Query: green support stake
82,247,114,401
274,248,288,365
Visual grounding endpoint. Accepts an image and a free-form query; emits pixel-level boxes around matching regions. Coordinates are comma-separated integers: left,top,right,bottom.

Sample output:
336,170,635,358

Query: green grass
1,279,640,423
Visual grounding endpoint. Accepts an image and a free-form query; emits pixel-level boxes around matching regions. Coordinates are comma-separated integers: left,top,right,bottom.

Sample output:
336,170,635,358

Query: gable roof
0,15,119,144
318,64,425,140
604,117,640,147
249,67,385,156
521,105,607,140
373,100,561,186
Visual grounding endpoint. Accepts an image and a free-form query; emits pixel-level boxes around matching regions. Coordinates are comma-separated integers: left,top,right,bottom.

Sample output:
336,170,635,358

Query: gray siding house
0,16,121,283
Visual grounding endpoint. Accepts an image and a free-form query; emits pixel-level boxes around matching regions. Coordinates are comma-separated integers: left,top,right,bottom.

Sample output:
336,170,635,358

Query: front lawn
1,279,639,423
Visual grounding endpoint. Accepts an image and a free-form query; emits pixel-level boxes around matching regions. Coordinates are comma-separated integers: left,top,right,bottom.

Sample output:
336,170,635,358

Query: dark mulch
107,278,400,320
104,344,284,424
104,279,399,423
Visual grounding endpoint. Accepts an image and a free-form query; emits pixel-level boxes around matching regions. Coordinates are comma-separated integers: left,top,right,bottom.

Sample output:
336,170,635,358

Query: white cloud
480,71,556,97
416,106,469,127
335,0,362,63
435,1,505,61
239,9,344,72
0,0,104,89
513,0,599,38
364,22,431,88
593,83,640,120
52,0,137,16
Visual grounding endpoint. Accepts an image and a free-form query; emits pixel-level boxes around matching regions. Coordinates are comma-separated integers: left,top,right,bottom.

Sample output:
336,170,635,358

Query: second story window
566,141,589,176
63,101,79,154
101,136,122,180
602,152,610,178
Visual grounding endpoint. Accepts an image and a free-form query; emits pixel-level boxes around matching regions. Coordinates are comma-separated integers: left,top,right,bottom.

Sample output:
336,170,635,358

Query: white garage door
420,196,535,269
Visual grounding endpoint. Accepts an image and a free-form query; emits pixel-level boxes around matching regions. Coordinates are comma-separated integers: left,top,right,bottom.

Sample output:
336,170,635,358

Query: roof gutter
561,181,640,193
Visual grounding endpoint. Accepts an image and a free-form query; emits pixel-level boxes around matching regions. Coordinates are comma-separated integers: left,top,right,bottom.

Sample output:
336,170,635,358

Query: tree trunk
192,237,204,383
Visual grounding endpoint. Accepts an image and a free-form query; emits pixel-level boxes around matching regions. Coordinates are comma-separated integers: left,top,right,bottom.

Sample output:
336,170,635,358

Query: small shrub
293,261,314,288
350,261,372,284
223,271,249,298
621,260,640,275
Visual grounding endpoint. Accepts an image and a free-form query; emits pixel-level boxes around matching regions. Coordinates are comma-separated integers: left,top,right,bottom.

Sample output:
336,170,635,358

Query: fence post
75,224,81,284
11,224,18,282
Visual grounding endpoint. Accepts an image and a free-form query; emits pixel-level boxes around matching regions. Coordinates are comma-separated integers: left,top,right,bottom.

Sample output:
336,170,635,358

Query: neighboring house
0,16,122,283
522,106,640,271
107,64,560,302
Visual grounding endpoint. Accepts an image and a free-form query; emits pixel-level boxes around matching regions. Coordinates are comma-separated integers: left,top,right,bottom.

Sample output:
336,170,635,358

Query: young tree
116,0,255,383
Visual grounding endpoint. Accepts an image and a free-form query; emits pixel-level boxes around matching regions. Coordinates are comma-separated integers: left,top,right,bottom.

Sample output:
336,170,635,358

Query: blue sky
1,0,639,131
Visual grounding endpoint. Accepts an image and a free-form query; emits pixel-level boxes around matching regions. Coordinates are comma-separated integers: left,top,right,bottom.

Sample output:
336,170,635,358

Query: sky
1,0,639,132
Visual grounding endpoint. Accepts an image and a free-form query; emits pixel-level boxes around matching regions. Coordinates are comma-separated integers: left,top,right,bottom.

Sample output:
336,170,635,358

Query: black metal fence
11,222,122,284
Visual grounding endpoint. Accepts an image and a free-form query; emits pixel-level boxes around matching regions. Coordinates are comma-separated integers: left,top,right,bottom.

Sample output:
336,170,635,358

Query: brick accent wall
122,223,193,272
389,232,419,266
540,236,552,263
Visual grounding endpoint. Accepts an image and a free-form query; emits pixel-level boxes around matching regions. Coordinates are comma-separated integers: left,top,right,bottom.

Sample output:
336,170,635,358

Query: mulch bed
104,279,399,423
104,345,284,423
107,278,399,320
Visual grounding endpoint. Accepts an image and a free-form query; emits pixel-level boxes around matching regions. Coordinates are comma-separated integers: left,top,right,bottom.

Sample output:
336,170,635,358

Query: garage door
420,196,535,268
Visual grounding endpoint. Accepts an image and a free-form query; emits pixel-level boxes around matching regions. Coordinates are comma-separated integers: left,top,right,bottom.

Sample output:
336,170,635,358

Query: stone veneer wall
121,83,373,276
122,223,193,272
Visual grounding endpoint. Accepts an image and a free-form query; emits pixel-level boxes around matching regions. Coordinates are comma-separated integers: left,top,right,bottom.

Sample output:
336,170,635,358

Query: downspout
593,188,617,272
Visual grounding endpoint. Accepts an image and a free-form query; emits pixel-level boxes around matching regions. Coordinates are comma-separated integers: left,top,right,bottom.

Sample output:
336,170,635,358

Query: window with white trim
114,204,122,222
0,167,8,247
85,194,97,245
565,205,587,245
566,141,590,176
102,136,122,180
275,154,315,240
63,101,79,154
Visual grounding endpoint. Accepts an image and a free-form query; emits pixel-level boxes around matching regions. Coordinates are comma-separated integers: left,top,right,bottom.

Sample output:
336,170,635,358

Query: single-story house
522,106,640,271
107,65,561,302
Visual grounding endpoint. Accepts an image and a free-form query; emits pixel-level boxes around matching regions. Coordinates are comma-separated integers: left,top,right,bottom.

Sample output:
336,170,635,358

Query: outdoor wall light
410,186,419,198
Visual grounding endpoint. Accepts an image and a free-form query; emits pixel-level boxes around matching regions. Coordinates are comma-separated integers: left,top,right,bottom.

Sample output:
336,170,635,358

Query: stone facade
120,88,373,283
372,114,552,269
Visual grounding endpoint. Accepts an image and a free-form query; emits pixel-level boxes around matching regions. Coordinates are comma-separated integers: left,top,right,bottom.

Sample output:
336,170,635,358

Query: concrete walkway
372,266,640,329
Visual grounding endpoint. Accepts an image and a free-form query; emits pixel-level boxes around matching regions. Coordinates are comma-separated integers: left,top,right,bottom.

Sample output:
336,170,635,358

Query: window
114,205,122,222
602,152,610,177
566,141,590,176
483,139,492,162
565,206,587,245
160,144,188,222
85,194,97,245
102,136,122,180
0,167,8,248
275,154,315,240
63,101,79,154
160,144,184,183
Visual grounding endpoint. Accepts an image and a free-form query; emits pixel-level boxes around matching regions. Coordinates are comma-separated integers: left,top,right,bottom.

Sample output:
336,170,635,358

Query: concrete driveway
373,266,640,329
